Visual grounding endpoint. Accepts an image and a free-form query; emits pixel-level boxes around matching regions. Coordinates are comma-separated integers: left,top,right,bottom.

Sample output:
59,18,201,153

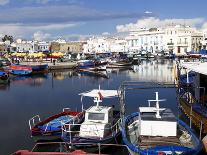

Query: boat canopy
79,89,118,98
180,61,207,75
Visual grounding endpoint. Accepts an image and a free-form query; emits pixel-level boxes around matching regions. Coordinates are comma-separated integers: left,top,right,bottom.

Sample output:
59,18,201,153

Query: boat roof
140,108,176,122
79,89,118,98
180,61,207,75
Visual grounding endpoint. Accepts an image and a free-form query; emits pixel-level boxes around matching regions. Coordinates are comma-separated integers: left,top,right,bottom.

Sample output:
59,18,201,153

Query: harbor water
0,59,193,154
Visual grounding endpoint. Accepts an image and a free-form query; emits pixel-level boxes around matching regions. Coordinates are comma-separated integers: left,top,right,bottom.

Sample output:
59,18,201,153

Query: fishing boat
3,65,32,76
29,64,48,73
107,59,133,69
93,58,108,71
61,87,121,152
77,60,95,70
29,108,85,142
122,92,202,155
177,61,207,134
0,70,9,84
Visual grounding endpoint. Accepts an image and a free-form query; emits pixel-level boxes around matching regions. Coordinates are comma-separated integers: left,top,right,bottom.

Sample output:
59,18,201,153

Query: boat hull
31,111,85,142
179,98,207,133
122,112,202,155
62,131,121,153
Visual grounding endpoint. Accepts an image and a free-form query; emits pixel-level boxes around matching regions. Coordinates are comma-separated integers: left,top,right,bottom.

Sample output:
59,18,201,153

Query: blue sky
0,0,206,41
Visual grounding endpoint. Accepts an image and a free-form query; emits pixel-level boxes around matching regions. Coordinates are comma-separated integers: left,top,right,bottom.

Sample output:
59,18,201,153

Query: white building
126,28,165,53
15,39,37,52
83,36,127,54
165,25,203,55
125,25,203,56
83,37,110,53
201,30,207,50
37,41,50,52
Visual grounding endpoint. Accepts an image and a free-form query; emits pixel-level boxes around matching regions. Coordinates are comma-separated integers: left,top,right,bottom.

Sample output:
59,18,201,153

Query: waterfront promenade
20,61,77,70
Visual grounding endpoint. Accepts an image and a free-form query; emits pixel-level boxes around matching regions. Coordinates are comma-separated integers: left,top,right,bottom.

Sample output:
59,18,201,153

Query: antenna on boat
148,92,166,118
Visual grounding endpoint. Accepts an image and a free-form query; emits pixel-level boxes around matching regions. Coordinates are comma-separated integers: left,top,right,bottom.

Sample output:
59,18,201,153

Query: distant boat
29,64,48,73
0,71,9,84
107,59,133,69
29,108,85,142
77,60,95,70
3,65,32,76
61,87,121,152
122,92,202,155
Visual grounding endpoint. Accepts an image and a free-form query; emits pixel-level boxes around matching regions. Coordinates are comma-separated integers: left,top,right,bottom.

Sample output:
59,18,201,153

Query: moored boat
61,87,121,152
3,65,33,76
107,59,133,69
77,60,95,70
29,64,48,73
177,61,207,134
29,108,85,142
122,92,202,155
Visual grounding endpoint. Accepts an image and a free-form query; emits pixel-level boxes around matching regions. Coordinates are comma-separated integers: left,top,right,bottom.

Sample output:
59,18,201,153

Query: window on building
184,38,187,44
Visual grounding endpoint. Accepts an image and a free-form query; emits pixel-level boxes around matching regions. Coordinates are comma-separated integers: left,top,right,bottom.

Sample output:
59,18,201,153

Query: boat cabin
79,105,113,138
79,87,118,139
138,92,177,137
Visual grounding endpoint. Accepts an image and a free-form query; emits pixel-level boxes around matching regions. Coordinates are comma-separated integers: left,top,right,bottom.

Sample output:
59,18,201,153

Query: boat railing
29,115,41,131
61,118,122,143
178,88,205,139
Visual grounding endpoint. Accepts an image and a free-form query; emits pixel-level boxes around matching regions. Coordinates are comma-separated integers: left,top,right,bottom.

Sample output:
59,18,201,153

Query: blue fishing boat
61,87,121,151
122,92,202,155
3,65,32,76
30,64,48,73
29,108,85,142
77,60,95,70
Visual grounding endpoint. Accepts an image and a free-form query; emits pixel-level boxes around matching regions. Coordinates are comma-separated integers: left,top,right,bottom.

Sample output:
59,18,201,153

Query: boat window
88,113,105,120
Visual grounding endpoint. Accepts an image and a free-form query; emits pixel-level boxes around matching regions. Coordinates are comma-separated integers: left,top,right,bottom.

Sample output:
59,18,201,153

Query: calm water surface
0,59,181,154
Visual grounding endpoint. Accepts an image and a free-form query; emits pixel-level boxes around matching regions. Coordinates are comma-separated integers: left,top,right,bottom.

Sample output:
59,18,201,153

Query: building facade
59,42,86,53
83,36,127,53
125,25,203,56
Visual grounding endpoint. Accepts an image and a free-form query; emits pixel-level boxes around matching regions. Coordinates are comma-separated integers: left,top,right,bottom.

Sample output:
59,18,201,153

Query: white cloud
33,0,60,4
116,17,205,32
0,22,81,39
0,0,9,5
202,22,207,29
33,31,51,41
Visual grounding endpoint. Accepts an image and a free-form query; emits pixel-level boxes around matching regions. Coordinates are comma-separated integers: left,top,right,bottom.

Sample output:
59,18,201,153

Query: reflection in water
10,74,48,86
128,59,176,83
0,59,181,154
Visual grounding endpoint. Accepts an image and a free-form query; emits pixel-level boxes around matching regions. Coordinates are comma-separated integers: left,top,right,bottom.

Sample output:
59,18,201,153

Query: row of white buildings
83,24,206,56
1,24,207,56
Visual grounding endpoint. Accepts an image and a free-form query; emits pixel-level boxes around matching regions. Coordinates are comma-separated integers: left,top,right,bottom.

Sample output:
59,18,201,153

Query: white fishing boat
122,92,202,155
61,86,121,152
